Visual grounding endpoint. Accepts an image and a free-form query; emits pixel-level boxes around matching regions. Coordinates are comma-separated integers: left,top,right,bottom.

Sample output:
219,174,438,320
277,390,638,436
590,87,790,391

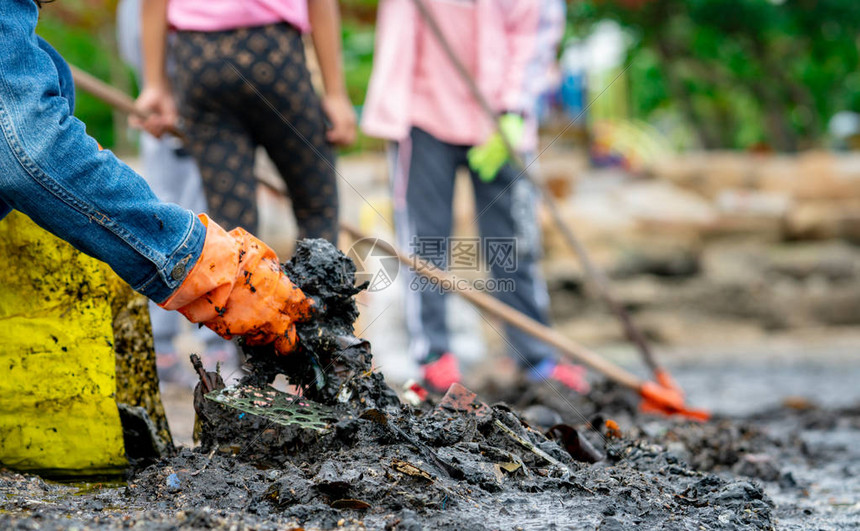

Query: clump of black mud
239,238,399,409
8,239,854,529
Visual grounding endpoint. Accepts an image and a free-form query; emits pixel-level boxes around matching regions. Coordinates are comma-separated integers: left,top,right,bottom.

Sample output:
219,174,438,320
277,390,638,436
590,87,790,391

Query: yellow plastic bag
0,211,127,476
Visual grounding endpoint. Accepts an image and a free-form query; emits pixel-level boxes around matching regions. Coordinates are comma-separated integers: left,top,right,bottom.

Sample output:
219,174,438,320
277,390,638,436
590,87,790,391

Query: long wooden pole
341,222,643,391
344,222,708,419
69,64,188,141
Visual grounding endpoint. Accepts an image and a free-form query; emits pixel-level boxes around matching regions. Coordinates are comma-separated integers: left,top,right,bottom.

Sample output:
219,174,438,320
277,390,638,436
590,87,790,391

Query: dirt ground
3,294,860,529
2,154,860,529
2,361,859,530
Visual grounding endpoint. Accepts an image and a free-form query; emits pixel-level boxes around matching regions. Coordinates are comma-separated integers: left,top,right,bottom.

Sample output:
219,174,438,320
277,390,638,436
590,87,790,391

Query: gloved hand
160,215,314,354
467,113,525,183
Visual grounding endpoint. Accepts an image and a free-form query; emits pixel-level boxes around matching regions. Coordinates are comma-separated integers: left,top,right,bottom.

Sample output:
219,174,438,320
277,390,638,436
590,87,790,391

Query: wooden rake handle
69,64,187,141
339,221,644,391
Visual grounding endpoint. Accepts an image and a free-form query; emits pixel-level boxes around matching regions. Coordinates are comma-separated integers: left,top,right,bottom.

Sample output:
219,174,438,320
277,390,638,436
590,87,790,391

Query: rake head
638,381,711,422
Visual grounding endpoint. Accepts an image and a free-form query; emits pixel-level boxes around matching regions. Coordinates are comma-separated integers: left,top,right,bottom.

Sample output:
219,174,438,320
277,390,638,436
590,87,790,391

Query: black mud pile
8,402,860,529
486,374,860,530
649,404,860,530
166,239,776,529
0,426,776,530
0,240,809,529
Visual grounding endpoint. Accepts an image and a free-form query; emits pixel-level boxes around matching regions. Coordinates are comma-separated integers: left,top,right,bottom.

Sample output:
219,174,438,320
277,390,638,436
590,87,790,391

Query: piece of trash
206,385,340,432
548,424,605,463
166,473,180,493
391,459,434,481
331,499,372,510
435,383,490,418
498,462,522,473
605,419,622,439
494,419,570,474
359,408,388,425
403,379,428,406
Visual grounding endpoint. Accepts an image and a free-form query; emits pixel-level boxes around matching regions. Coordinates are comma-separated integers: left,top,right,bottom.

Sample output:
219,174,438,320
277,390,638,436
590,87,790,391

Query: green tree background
37,0,860,152
37,0,129,149
572,0,860,151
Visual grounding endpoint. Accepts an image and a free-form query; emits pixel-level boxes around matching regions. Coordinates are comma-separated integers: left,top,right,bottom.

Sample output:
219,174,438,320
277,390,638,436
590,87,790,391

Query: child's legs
236,24,339,243
179,111,258,232
170,30,259,232
471,163,556,368
391,128,459,363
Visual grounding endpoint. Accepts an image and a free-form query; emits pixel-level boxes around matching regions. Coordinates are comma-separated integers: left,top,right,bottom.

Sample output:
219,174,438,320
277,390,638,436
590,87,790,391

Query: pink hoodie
361,0,540,146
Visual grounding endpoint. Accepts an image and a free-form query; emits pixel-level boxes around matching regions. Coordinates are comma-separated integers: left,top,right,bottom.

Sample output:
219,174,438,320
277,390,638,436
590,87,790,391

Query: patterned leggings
170,23,338,242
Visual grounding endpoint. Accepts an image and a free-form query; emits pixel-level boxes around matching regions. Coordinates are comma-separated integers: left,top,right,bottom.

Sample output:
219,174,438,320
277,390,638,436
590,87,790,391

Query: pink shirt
168,0,310,33
362,0,540,146
409,0,491,146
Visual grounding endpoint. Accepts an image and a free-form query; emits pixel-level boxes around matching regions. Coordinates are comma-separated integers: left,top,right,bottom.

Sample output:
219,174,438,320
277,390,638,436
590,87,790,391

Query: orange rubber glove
160,215,314,354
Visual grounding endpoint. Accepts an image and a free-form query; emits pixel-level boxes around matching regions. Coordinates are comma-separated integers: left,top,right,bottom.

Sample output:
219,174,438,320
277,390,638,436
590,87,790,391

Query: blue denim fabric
0,0,205,303
38,35,76,115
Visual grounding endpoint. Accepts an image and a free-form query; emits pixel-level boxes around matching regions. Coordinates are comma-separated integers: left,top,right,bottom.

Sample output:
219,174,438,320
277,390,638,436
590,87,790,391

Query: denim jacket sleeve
0,0,205,304
38,35,75,114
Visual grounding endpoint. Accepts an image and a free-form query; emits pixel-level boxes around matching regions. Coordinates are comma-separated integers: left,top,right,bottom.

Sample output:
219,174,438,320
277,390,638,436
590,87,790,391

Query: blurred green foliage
341,20,383,153
572,0,860,151
35,0,860,152
37,0,125,147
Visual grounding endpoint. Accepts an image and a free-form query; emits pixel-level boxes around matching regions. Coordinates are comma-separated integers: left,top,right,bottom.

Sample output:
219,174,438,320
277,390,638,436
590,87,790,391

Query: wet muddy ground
3,241,860,530
1,390,858,530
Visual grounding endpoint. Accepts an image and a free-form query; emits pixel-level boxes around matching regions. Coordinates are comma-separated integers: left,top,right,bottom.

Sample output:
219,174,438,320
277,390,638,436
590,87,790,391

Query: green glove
468,113,525,183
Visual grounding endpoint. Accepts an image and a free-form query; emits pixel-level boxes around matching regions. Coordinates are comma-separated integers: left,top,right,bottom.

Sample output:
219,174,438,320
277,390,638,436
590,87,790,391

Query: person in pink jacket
362,0,588,394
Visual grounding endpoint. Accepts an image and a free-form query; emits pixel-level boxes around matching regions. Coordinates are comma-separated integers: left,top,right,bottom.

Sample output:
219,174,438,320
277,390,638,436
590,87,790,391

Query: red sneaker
421,352,462,393
549,362,591,394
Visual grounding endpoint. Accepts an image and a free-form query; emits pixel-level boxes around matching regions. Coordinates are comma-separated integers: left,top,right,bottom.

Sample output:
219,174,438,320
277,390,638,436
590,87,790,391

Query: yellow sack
0,211,127,476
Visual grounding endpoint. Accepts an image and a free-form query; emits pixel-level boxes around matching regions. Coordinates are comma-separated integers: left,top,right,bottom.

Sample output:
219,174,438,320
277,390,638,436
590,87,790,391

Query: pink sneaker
549,362,591,394
421,352,462,393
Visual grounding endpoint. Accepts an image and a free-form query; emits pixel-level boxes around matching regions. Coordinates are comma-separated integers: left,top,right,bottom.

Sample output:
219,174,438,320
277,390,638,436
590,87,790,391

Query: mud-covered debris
547,424,605,463
520,404,563,431
391,459,434,481
436,383,491,417
330,498,371,510
206,385,341,432
493,419,570,473
240,239,399,411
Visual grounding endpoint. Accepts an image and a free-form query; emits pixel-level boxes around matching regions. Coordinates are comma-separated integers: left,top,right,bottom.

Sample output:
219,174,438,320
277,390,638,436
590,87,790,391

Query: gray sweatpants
390,127,556,368
118,0,227,358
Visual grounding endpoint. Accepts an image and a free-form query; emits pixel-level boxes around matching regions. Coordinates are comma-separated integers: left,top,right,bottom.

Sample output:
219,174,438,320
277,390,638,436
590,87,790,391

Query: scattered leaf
391,459,433,481
331,499,371,510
